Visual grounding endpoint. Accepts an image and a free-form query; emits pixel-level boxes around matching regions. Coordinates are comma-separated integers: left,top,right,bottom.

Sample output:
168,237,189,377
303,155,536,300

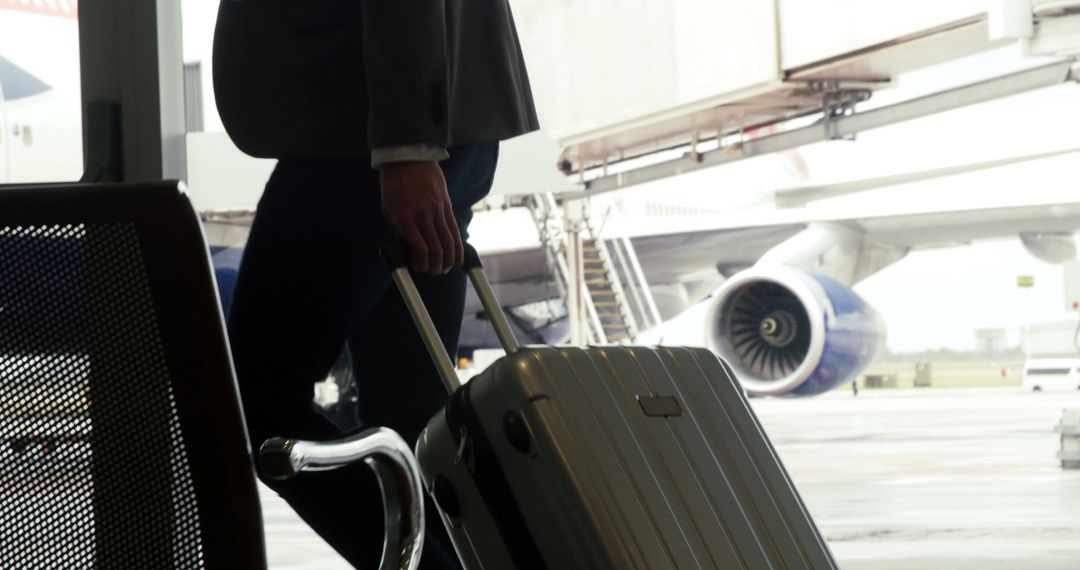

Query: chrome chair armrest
259,428,424,570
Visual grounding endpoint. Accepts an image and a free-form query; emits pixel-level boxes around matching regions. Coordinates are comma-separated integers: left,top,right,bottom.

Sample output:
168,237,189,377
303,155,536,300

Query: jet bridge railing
611,235,664,333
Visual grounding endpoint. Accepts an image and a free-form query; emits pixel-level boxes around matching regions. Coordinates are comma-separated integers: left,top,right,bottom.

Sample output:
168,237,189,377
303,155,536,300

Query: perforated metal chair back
0,183,265,568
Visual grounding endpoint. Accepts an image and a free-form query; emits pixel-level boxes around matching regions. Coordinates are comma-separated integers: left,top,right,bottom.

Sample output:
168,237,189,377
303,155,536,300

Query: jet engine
705,267,884,397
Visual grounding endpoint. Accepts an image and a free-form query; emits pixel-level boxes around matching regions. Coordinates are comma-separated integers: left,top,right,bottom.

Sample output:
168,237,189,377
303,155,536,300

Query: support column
79,0,187,183
564,198,588,346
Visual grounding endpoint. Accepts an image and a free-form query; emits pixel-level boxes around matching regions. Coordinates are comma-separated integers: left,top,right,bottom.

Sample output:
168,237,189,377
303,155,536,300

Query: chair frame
0,182,423,570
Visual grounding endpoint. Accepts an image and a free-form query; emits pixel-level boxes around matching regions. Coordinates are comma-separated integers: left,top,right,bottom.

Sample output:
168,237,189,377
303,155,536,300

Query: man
213,2,538,568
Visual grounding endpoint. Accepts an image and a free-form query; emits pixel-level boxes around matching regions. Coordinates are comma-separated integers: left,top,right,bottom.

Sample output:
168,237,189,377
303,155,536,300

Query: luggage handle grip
381,242,519,395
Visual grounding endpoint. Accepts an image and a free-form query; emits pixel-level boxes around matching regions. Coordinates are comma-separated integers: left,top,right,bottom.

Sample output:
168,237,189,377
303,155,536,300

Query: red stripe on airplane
0,0,79,20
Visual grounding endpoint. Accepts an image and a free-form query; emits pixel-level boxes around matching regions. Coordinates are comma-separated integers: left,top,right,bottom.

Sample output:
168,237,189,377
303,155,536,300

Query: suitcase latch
454,426,475,472
638,395,683,417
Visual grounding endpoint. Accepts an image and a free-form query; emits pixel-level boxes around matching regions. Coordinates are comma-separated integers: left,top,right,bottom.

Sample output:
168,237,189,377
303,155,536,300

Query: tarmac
754,387,1080,570
260,386,1080,569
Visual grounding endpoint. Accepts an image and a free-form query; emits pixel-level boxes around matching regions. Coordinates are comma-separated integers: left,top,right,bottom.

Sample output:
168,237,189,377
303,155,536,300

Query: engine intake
706,268,884,397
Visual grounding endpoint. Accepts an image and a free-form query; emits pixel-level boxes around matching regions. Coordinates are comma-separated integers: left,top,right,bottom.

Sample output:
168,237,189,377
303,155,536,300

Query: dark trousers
227,142,499,569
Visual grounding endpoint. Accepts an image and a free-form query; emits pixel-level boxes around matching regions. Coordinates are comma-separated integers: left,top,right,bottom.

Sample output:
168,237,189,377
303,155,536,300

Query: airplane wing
480,223,804,297
853,201,1080,249
203,197,1080,310
477,199,1080,309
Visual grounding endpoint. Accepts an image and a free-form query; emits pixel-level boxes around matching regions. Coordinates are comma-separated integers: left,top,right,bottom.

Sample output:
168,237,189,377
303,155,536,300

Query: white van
1022,358,1080,392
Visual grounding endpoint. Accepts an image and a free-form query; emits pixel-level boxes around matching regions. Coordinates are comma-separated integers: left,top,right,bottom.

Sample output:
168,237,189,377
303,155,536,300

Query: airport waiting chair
0,182,422,569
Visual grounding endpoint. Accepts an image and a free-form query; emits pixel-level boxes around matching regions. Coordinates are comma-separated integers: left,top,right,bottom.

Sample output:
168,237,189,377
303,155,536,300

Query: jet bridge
508,0,1080,194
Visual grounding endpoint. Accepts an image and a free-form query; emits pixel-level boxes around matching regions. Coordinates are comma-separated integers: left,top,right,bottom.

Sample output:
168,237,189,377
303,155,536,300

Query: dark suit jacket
212,1,540,159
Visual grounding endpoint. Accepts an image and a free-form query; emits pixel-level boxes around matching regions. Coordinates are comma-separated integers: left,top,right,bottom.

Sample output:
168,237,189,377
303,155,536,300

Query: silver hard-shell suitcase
385,244,838,569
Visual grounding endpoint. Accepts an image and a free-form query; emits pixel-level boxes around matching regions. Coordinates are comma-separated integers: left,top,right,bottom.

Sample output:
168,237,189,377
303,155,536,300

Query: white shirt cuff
371,144,450,168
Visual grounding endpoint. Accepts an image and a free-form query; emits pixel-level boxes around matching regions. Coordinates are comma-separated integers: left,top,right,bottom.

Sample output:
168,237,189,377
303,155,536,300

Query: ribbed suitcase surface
416,345,838,569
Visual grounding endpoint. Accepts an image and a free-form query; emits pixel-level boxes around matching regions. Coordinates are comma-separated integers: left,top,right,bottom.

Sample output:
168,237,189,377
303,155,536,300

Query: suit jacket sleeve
360,2,449,149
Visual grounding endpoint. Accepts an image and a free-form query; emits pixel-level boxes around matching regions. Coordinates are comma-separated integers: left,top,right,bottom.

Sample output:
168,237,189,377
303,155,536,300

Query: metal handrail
621,235,664,331
610,237,649,331
260,428,424,570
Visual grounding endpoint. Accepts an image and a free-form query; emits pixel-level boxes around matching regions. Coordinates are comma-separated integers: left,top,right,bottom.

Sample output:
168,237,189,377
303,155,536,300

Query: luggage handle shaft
382,242,519,395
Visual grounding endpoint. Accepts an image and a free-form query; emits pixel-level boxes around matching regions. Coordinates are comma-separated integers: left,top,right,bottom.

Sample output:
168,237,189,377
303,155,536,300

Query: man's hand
380,161,464,274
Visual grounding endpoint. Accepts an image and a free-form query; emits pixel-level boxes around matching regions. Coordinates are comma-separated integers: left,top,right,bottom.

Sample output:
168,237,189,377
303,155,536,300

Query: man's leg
228,158,397,568
230,142,498,569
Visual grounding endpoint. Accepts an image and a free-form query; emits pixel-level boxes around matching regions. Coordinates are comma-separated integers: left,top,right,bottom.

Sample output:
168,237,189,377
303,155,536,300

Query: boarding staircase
524,193,662,344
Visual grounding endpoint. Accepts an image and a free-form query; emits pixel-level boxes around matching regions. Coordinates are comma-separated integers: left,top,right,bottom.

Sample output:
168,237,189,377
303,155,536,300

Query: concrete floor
753,387,1080,570
260,386,1080,569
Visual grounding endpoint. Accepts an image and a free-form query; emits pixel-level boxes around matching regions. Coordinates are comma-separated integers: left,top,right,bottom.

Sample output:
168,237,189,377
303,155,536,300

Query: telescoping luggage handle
382,241,520,395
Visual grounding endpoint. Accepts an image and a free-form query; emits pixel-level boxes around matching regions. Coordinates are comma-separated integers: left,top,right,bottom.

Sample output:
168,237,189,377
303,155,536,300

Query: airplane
461,186,1080,397
0,0,83,184
4,1,1080,405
